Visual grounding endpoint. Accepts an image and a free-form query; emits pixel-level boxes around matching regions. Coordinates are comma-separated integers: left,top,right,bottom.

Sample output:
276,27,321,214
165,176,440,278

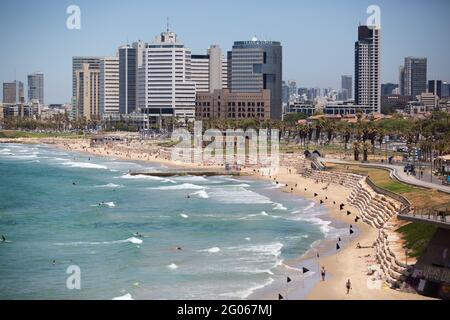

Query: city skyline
1,0,450,104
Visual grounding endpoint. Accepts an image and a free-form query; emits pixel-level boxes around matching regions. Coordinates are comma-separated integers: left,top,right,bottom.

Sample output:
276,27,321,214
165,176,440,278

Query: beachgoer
356,242,361,249
321,267,326,281
346,279,352,294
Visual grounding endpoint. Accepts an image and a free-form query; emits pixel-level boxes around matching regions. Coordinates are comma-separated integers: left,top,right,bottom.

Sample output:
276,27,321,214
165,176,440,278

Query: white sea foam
112,293,133,300
173,176,209,182
149,183,206,191
180,214,189,219
245,237,251,241
168,263,178,270
208,186,272,205
119,174,173,183
62,161,108,170
200,247,221,253
220,277,275,299
95,183,122,188
54,237,142,246
260,211,269,216
304,202,316,211
191,190,209,199
272,202,287,211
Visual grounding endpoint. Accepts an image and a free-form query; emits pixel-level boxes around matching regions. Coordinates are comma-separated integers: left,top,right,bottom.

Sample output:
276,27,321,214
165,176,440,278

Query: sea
0,143,347,300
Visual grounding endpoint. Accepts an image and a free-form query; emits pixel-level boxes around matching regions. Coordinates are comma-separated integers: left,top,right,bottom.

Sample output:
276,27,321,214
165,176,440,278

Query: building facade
195,89,271,120
354,25,381,113
27,73,44,104
74,63,100,120
137,30,196,120
100,56,119,114
119,45,137,114
3,81,24,104
72,57,101,119
404,57,427,98
228,39,282,119
341,75,353,100
428,80,443,98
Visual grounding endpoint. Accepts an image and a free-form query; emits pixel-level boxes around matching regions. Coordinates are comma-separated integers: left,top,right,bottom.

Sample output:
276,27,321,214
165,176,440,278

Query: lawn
397,223,437,258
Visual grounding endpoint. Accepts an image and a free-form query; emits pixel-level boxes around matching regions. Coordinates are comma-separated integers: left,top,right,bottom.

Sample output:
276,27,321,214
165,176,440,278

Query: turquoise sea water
0,143,345,300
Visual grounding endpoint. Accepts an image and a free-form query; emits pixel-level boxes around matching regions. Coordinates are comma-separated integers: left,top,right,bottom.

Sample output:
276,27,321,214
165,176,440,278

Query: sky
0,0,449,104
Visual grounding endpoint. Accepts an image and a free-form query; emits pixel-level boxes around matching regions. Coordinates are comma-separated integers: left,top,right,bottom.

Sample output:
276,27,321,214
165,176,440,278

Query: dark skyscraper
404,57,427,98
428,80,442,98
119,45,137,114
229,39,282,119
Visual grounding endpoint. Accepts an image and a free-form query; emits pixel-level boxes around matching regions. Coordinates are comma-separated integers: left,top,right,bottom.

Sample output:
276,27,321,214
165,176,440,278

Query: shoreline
0,138,431,300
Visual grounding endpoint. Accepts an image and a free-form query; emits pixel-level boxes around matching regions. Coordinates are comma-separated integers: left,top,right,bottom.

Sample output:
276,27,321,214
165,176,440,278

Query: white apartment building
100,56,119,114
138,30,196,120
355,25,381,113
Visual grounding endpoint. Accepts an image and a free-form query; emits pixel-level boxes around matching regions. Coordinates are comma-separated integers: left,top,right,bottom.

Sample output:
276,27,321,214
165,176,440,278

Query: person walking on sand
346,279,352,294
321,267,326,281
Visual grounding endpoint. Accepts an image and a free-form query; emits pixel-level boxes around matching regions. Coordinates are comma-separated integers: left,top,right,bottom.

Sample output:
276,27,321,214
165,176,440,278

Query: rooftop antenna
166,17,170,32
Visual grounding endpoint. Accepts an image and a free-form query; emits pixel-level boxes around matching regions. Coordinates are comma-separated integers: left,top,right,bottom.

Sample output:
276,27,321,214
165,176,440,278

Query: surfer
135,232,143,238
1,235,5,242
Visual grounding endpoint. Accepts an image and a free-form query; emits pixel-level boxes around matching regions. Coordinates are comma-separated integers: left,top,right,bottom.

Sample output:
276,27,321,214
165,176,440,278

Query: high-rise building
137,29,196,119
74,63,100,120
428,80,442,98
282,81,289,104
72,57,101,119
354,25,381,113
3,81,24,104
119,45,137,114
208,45,225,93
27,73,44,104
191,45,228,94
341,75,353,100
442,81,450,98
72,57,101,98
403,57,427,98
381,83,398,96
228,38,282,119
399,66,406,96
191,54,210,93
100,56,119,114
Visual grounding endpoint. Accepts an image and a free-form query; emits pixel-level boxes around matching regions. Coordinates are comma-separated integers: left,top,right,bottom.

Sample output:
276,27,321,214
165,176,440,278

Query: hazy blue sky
0,0,449,104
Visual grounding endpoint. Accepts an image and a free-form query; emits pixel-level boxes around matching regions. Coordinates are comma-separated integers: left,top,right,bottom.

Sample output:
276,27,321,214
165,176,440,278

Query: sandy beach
0,136,432,300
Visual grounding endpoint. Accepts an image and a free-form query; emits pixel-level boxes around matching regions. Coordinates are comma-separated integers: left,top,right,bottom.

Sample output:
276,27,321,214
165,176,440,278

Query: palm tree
353,141,361,161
